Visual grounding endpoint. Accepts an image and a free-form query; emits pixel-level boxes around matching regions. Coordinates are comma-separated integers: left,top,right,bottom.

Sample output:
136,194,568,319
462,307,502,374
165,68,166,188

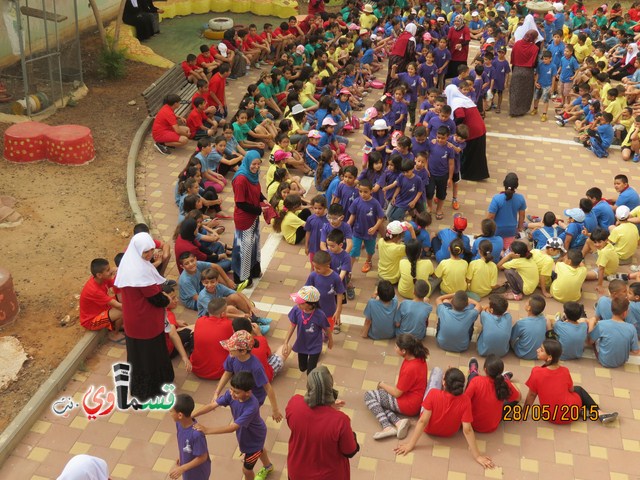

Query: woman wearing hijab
286,366,360,480
609,43,639,80
57,455,109,480
385,23,417,93
445,84,489,181
509,28,542,116
446,15,471,79
232,151,266,287
114,232,173,402
122,0,156,41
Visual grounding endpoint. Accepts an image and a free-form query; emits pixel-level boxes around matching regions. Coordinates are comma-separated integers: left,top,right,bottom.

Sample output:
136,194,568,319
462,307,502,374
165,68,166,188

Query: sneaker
154,142,170,155
599,412,619,424
333,324,341,334
630,265,640,272
554,115,564,121
259,324,270,335
373,427,397,440
361,261,372,273
347,285,356,300
255,465,274,480
606,273,629,282
452,198,460,210
526,215,541,223
530,109,538,116
634,153,640,163
502,371,513,381
541,114,547,122
396,418,410,439
255,316,273,325
468,357,479,375
236,279,250,293
556,120,565,127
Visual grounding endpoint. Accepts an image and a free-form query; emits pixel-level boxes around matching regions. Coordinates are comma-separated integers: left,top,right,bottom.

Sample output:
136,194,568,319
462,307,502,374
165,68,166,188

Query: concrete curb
127,116,153,225
0,330,104,467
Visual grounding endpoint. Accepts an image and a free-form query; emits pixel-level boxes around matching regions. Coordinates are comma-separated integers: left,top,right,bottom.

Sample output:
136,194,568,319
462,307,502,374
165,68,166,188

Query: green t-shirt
232,122,251,141
258,82,275,100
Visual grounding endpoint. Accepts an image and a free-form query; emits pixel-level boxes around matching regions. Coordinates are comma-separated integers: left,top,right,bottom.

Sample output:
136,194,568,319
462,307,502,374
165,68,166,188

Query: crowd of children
75,1,640,477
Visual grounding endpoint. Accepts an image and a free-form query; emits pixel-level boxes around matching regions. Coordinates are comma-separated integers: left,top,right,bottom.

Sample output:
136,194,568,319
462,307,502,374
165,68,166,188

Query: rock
0,336,28,391
60,314,70,326
128,100,137,106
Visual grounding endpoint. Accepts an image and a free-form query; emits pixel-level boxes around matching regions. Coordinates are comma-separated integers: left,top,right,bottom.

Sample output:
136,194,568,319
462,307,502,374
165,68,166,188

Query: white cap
291,104,305,115
616,205,631,220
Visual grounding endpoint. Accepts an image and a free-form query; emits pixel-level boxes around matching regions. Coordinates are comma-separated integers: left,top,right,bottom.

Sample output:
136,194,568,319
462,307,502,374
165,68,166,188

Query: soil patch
0,33,166,431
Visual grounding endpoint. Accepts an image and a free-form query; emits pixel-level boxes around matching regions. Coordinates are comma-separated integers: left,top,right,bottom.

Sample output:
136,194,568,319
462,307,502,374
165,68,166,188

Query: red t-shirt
164,310,179,355
174,236,207,272
251,335,274,381
422,389,473,437
187,108,207,137
286,395,357,480
120,285,165,339
192,91,214,109
272,27,287,39
152,104,177,140
196,53,214,68
260,31,271,42
208,73,226,106
181,61,197,77
466,376,520,433
525,366,581,425
247,33,264,47
232,175,263,230
396,358,428,416
190,315,234,380
79,277,115,325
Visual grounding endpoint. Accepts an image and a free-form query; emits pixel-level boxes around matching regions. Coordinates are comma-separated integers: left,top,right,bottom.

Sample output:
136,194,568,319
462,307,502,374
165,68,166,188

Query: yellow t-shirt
265,156,290,187
594,54,607,65
299,81,316,105
596,243,620,275
573,42,593,63
267,180,281,202
609,222,640,260
398,258,435,299
531,249,554,288
502,257,539,295
507,16,519,33
466,259,498,298
605,97,625,119
378,238,406,284
281,211,305,245
550,261,587,303
599,82,612,102
287,115,303,136
359,13,378,30
435,258,469,294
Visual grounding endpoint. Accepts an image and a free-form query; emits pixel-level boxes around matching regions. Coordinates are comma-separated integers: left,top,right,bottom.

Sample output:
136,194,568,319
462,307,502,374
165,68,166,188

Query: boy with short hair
320,203,353,253
170,393,211,480
179,253,239,311
611,174,640,211
586,187,616,229
326,228,353,299
548,301,589,360
79,258,123,341
187,97,217,140
588,297,640,368
435,291,482,352
190,298,234,380
196,44,219,74
583,228,619,292
582,111,615,158
362,280,398,340
306,250,346,333
208,63,231,119
608,205,639,263
532,51,554,122
448,124,468,211
477,294,512,357
182,53,207,83
426,126,456,220
304,194,328,264
193,372,274,480
510,294,547,359
349,179,386,272
550,249,588,303
395,280,432,339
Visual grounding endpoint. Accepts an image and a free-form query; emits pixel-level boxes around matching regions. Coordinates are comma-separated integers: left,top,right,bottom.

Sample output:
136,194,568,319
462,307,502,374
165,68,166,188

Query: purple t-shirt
428,142,454,177
411,138,429,156
349,197,385,239
390,101,408,130
427,116,456,140
449,137,466,174
358,169,385,207
378,169,400,202
330,249,352,279
216,391,266,454
306,270,346,317
223,355,268,405
334,182,359,222
288,305,330,354
395,174,424,208
418,63,438,89
414,167,430,193
176,421,211,480
491,58,510,91
473,76,483,103
363,121,373,146
304,214,329,254
320,221,353,244
397,72,420,103
434,47,451,69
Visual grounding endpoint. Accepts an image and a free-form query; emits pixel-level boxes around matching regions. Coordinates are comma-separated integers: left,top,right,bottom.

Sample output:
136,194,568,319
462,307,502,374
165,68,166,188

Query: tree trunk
112,0,127,49
87,0,108,48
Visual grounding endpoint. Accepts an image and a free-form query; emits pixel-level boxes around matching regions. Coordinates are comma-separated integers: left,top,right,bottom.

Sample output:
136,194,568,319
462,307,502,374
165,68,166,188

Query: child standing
378,221,416,284
326,229,353,299
362,280,399,340
448,125,468,211
426,126,455,220
193,373,274,480
532,51,554,122
490,46,511,113
477,295,513,357
304,195,328,263
332,165,359,223
320,203,353,253
169,394,211,480
348,179,385,273
510,294,547,359
306,251,346,332
283,286,333,373
389,158,424,222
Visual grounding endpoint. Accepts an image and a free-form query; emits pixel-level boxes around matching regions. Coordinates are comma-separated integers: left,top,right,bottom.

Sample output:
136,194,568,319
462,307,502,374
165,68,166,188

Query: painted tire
203,28,225,39
208,17,233,31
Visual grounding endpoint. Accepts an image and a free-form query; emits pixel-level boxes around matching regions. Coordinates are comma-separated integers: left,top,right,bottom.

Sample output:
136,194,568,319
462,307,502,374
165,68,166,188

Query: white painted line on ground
487,131,623,149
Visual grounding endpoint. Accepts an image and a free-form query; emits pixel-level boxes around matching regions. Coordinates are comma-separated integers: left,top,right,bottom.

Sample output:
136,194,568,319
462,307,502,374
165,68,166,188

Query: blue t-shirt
361,48,375,65
305,271,345,317
197,284,236,317
595,296,640,336
223,355,268,404
471,235,503,262
396,300,432,339
477,311,513,357
592,200,616,229
510,315,546,359
364,298,399,340
349,197,385,240
304,214,329,254
179,261,211,310
553,320,588,360
559,55,580,83
176,421,211,480
560,221,587,249
596,124,614,148
547,42,564,69
216,390,266,454
404,221,431,250
325,175,340,202
436,303,479,352
305,144,323,170
434,228,471,262
616,187,640,210
531,225,565,249
536,61,555,88
488,192,527,238
589,319,639,368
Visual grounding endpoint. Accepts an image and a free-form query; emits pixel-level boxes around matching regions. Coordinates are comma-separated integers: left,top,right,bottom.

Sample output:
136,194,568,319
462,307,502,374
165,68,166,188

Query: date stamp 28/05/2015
503,404,599,422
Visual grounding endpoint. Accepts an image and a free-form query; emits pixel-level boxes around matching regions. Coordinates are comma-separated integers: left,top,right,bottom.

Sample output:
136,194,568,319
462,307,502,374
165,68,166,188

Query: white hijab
445,84,476,114
57,455,109,480
114,232,165,288
405,23,417,45
514,14,543,43
626,43,639,65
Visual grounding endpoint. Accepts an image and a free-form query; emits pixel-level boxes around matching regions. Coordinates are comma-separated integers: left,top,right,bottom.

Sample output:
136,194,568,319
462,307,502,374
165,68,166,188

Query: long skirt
232,217,261,282
385,54,409,93
122,13,155,41
446,60,467,79
509,66,535,116
461,134,489,181
126,332,174,402
231,53,247,78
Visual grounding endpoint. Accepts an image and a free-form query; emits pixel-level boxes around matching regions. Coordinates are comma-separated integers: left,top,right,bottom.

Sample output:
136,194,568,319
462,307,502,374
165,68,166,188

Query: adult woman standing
446,15,471,79
445,84,489,181
385,24,417,93
286,366,360,480
231,151,266,286
114,232,173,402
509,24,542,116
487,172,526,250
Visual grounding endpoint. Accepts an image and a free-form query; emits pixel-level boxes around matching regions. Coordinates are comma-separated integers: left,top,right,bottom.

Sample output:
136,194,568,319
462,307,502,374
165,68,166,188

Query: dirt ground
0,34,166,431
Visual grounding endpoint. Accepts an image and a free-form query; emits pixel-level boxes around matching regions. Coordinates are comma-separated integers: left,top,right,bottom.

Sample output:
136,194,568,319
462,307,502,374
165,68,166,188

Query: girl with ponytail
434,238,468,294
398,239,435,299
466,239,499,299
487,172,527,250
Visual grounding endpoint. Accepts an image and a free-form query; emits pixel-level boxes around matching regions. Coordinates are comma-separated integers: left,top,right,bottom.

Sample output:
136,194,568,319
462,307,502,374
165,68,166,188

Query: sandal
333,324,341,334
435,212,444,220
361,261,372,273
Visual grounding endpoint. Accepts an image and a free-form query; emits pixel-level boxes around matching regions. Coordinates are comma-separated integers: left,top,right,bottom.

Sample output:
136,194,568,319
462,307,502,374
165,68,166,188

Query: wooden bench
141,64,197,118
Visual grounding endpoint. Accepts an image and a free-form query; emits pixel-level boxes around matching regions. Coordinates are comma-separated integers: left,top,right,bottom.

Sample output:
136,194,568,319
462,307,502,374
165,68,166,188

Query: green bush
98,44,126,79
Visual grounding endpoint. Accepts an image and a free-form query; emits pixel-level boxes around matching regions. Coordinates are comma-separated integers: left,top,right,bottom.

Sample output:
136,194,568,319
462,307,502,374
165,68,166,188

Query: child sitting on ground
434,238,469,294
548,301,589,360
466,240,499,300
190,298,234,380
510,294,547,359
550,249,588,303
497,240,539,301
362,280,399,340
395,280,432,340
583,228,619,294
435,291,482,353
477,295,513,358
588,297,640,368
